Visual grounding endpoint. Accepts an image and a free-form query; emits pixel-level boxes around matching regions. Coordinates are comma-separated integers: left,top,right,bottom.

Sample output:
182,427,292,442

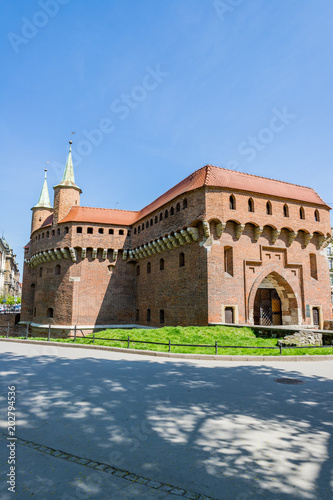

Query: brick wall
21,181,333,328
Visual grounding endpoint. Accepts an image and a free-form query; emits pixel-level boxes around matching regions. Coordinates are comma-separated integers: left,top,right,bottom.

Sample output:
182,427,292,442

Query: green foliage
5,296,15,306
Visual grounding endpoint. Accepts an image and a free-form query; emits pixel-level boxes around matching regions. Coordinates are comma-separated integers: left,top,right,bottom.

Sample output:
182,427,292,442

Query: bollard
127,336,130,348
7,323,9,338
279,344,282,355
93,333,95,344
168,339,171,353
48,325,51,342
74,325,77,342
215,341,218,355
26,323,29,339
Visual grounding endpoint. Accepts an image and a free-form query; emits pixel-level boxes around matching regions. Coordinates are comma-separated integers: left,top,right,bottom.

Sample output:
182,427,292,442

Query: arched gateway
249,272,299,326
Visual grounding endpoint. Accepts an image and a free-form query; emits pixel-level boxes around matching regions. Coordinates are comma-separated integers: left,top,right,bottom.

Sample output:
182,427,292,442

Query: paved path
0,342,332,499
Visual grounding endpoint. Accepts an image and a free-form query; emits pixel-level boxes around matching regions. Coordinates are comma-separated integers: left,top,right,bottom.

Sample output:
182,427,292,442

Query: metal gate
258,289,282,326
312,307,320,327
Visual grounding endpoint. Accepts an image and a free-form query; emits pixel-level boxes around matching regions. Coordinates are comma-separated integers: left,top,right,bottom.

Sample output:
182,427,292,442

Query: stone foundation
278,331,322,347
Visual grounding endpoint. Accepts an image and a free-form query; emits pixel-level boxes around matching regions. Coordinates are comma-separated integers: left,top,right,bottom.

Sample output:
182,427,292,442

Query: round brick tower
53,141,82,224
31,169,53,235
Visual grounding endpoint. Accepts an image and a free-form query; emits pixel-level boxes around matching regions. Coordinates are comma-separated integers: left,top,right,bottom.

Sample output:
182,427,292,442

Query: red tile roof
59,206,138,225
41,215,53,228
39,165,329,227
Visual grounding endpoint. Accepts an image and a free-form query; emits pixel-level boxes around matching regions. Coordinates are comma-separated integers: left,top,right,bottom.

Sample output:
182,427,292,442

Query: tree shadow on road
0,345,332,499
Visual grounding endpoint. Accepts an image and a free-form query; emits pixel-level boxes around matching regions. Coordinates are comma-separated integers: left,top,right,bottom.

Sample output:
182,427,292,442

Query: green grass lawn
2,325,333,356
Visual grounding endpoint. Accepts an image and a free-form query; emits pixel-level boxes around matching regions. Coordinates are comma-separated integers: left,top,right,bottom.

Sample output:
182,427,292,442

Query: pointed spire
33,169,52,209
54,141,81,191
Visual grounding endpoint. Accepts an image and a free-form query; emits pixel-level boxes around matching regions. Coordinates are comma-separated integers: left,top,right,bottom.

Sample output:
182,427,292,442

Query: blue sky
1,0,333,274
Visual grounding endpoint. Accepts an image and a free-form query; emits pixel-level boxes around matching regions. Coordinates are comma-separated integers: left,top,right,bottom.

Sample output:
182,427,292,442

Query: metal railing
1,324,333,355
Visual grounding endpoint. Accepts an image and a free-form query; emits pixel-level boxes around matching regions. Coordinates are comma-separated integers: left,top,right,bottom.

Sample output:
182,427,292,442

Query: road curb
1,338,333,361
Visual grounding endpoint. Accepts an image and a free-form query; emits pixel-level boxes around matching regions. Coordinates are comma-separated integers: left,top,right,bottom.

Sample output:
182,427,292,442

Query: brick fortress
21,142,332,330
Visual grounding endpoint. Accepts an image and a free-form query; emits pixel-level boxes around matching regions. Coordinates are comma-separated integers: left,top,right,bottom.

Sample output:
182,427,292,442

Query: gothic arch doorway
251,272,299,326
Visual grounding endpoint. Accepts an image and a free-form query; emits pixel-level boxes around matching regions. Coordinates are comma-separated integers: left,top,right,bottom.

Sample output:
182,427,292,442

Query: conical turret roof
32,169,52,210
54,141,81,192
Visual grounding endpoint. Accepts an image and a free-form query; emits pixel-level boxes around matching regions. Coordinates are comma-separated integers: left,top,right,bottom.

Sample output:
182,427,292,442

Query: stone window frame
310,305,323,329
221,305,239,324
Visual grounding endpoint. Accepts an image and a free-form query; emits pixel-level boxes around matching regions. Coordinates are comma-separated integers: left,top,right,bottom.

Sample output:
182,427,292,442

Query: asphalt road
0,341,332,499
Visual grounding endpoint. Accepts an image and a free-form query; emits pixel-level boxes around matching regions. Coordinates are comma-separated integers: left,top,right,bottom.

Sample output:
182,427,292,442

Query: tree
5,296,15,306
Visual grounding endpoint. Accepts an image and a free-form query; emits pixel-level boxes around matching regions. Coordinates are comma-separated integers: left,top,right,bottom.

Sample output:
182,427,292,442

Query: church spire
33,169,52,209
54,141,81,191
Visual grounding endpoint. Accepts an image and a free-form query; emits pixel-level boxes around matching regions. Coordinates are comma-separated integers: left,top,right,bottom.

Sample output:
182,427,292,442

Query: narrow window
57,228,60,235
150,218,153,226
119,230,124,235
154,215,158,224
300,207,305,220
147,309,151,322
47,308,53,318
142,223,144,231
136,309,139,321
179,252,185,267
314,209,320,222
77,227,82,233
138,226,141,233
99,228,104,234
46,231,50,238
39,267,43,278
310,253,318,280
87,227,93,234
159,213,163,221
147,262,151,274
51,230,55,236
283,204,289,217
224,246,233,276
65,226,69,234
136,265,140,276
42,233,44,238
33,307,36,317
159,309,165,324
134,228,137,235
146,221,149,228
229,195,236,210
248,198,254,212
176,202,180,212
170,207,174,215
266,201,272,215
109,229,114,234
183,199,187,209
38,235,40,239
160,258,164,270
165,209,168,219
55,264,61,276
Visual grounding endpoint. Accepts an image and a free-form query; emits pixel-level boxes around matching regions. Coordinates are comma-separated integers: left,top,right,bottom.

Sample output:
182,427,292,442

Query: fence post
74,325,77,342
215,341,218,355
7,323,9,338
168,339,171,353
26,323,29,339
279,344,282,355
93,333,95,344
48,325,51,342
127,336,130,349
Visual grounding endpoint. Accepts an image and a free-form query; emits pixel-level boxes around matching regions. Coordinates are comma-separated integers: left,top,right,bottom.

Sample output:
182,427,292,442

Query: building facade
21,143,332,329
325,233,333,307
0,236,21,299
